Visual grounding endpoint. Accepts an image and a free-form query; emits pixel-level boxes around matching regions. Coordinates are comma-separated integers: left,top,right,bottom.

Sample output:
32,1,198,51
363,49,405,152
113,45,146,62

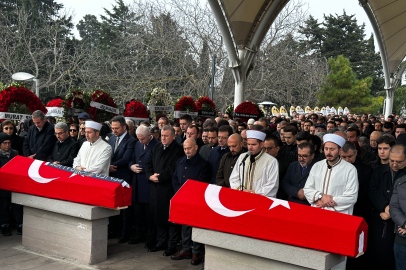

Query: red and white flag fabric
169,180,367,257
0,156,132,208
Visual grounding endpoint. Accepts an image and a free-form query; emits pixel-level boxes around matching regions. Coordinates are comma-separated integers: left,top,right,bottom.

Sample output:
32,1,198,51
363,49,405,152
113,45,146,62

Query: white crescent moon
28,160,59,183
204,185,254,217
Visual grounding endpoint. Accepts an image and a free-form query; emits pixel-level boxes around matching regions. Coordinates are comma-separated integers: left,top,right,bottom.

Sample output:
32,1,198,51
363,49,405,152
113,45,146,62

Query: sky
60,0,376,49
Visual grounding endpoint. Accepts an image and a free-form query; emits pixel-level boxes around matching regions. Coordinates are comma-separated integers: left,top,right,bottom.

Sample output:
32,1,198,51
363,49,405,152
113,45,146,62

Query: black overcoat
145,139,184,225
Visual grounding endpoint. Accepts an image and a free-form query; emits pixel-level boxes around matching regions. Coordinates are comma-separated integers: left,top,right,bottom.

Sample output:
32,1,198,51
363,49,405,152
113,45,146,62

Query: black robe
145,139,184,225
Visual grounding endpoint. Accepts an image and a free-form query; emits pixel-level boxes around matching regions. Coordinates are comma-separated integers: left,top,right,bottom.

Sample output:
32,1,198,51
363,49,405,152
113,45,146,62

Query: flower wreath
234,101,265,123
124,100,149,119
87,89,118,122
62,89,89,124
196,96,216,120
225,104,234,118
175,96,197,112
0,84,47,122
46,99,63,107
147,88,173,123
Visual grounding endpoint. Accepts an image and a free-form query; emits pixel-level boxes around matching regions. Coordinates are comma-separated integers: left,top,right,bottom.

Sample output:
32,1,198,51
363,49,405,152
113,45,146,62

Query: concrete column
385,88,394,118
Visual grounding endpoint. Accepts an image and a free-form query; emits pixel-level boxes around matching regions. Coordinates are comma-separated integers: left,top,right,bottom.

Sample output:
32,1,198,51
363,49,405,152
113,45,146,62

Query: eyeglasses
389,158,406,164
218,136,228,140
1,142,11,145
54,132,66,136
298,155,311,159
3,127,13,130
69,129,77,132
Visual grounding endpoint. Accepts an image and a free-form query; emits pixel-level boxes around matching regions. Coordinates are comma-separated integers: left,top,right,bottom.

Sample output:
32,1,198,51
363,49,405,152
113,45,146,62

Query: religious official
216,134,247,188
128,126,158,245
304,134,359,215
171,138,210,265
72,121,112,176
145,125,184,256
229,130,279,197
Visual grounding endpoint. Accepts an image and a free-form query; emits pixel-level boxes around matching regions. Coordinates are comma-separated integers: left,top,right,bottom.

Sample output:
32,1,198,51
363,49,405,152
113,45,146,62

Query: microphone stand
239,153,250,192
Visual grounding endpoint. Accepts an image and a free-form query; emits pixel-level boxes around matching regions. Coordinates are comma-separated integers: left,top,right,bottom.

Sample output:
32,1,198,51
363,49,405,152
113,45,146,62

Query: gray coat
390,175,406,238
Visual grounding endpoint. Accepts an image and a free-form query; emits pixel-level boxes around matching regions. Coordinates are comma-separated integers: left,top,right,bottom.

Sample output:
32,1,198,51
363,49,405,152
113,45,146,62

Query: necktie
114,137,120,152
301,167,306,175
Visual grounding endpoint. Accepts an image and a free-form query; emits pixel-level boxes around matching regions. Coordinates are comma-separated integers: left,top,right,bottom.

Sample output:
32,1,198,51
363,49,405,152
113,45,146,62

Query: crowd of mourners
1,109,406,269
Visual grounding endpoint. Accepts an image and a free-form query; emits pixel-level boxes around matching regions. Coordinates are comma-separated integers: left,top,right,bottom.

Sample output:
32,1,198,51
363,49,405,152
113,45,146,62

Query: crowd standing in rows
1,110,406,269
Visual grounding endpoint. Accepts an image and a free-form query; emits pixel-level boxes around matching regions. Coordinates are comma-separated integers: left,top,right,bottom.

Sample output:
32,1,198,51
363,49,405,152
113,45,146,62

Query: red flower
124,100,148,118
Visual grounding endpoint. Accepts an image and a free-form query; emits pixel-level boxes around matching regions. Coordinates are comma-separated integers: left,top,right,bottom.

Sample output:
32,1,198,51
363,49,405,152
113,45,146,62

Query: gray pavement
0,228,204,270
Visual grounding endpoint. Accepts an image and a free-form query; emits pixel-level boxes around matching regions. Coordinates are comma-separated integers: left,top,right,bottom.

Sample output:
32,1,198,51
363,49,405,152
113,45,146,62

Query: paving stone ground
0,228,204,270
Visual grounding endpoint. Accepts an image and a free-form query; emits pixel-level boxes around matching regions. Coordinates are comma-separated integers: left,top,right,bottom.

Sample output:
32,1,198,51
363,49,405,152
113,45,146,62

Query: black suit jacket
47,136,79,167
108,132,136,182
22,121,57,161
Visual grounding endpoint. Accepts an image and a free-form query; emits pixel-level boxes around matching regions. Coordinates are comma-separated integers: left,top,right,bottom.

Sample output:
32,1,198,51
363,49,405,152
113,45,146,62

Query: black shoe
16,224,22,236
118,235,130,244
163,247,177,257
1,224,12,236
148,244,167,252
128,235,146,245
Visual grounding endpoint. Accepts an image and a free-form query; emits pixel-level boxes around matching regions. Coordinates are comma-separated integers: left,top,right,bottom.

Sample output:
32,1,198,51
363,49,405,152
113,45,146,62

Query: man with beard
145,125,184,256
216,134,247,188
229,130,279,197
368,144,406,270
282,142,315,205
346,127,373,164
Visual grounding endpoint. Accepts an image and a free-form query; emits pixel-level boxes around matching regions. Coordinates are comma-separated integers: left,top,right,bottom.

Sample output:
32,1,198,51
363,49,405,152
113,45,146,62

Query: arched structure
208,0,406,117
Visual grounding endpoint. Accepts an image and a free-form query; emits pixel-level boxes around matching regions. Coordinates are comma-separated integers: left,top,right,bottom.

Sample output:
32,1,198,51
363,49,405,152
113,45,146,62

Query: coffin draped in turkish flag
0,156,132,208
169,180,367,258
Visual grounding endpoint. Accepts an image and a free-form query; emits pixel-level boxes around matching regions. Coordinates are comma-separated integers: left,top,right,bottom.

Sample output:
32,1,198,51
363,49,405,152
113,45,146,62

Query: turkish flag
170,180,367,257
0,156,132,208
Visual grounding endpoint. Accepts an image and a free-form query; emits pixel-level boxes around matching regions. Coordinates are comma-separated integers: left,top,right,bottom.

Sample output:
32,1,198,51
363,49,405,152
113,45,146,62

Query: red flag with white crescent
0,156,132,208
169,180,367,257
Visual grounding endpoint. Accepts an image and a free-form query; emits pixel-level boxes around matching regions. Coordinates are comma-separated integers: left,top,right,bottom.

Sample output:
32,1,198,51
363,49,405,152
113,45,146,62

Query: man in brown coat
216,134,247,188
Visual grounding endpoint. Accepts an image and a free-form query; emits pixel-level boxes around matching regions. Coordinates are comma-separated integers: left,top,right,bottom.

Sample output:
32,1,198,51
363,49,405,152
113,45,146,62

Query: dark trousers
153,223,179,248
121,205,134,237
0,196,23,225
182,225,202,254
394,242,406,270
133,202,148,237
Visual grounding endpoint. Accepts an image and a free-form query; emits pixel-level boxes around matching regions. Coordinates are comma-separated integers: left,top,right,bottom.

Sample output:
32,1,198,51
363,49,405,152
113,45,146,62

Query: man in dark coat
368,144,406,270
22,110,57,161
199,127,218,159
47,122,79,167
340,142,373,270
108,116,136,243
216,134,246,188
128,126,158,245
207,125,233,184
171,138,210,265
145,125,184,256
0,133,22,236
175,114,192,145
281,142,315,206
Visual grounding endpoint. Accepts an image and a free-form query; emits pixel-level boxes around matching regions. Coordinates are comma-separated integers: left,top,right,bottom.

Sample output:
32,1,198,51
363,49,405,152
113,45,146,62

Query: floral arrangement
87,89,117,122
225,104,234,117
124,100,149,119
175,96,197,112
0,85,46,122
147,88,173,123
46,99,63,107
234,101,264,123
196,96,216,111
62,88,89,123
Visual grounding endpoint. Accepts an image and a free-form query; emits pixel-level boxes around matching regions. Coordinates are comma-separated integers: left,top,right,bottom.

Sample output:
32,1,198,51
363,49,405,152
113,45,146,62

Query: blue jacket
128,137,159,203
281,160,315,205
22,121,57,161
172,153,211,193
207,146,230,184
108,132,136,182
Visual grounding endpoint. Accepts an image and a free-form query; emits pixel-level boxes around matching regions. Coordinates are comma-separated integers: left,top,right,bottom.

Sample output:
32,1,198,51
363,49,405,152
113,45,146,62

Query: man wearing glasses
47,122,79,167
368,144,406,270
281,142,315,205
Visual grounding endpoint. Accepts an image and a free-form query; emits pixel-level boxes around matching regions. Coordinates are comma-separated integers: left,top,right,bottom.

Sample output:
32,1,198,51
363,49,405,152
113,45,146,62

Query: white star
69,172,85,178
267,197,290,210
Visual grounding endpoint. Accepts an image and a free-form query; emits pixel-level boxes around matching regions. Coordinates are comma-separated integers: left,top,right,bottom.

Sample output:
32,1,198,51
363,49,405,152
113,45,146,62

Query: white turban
85,121,102,131
247,130,266,141
323,134,345,148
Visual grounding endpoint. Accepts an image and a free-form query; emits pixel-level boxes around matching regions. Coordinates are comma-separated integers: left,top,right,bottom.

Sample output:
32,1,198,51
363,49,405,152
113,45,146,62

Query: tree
299,12,384,94
318,55,383,114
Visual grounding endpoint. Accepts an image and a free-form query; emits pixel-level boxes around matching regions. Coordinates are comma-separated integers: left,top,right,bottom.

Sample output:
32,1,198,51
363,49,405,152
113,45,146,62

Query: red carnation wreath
175,96,197,122
234,101,265,123
87,89,118,122
62,89,89,124
0,85,47,122
46,99,63,107
196,96,216,120
124,100,149,119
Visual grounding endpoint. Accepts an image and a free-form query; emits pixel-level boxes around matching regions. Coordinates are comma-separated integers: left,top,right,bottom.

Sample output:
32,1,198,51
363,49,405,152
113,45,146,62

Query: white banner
90,101,119,114
147,105,174,111
125,117,149,123
0,112,32,121
174,111,198,119
46,107,64,117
